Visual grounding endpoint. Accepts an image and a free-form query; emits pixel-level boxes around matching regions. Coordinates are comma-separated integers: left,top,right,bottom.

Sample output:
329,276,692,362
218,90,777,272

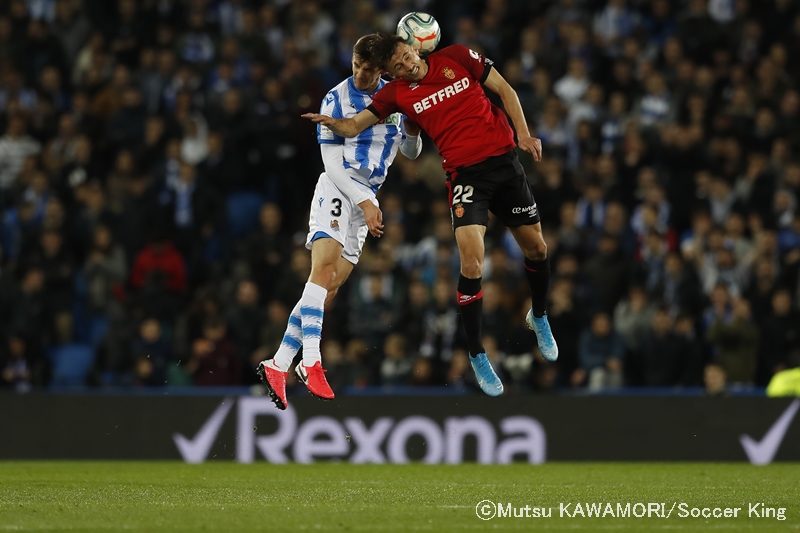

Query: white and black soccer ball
396,12,441,54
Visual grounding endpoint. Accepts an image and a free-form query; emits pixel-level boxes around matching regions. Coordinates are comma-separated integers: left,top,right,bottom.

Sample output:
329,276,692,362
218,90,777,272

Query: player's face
352,55,382,91
387,43,426,82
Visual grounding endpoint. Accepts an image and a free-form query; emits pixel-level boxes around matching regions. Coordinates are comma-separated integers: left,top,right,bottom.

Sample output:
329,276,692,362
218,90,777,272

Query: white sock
270,300,302,371
300,281,327,366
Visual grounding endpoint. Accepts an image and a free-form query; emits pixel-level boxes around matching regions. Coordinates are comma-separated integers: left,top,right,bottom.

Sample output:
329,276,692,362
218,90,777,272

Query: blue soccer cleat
526,309,559,362
469,352,504,396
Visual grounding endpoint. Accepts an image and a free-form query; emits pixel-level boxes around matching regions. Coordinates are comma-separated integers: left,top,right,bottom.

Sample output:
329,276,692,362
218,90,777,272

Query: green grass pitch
1,462,799,531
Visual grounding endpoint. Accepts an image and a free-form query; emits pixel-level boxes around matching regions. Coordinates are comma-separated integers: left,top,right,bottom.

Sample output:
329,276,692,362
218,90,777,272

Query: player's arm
399,118,422,159
320,144,383,237
302,109,380,138
483,67,542,162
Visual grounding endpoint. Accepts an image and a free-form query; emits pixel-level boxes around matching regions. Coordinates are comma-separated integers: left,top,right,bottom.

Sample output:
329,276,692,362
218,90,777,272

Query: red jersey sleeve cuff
366,105,382,119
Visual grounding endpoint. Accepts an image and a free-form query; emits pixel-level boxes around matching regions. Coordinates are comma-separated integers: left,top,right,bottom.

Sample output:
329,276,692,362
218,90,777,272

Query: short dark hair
353,32,404,69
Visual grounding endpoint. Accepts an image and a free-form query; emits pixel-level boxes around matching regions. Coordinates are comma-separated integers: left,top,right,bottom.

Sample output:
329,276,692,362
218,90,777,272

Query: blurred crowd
1,0,799,395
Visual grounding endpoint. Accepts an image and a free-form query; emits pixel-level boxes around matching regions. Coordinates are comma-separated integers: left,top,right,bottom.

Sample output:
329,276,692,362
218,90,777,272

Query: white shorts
305,172,376,265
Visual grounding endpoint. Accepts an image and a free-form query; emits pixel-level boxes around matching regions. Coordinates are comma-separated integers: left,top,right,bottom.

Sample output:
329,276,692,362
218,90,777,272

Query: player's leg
454,224,502,396
448,170,503,396
299,237,344,359
508,222,549,310
295,179,368,400
291,236,345,400
492,153,558,361
294,246,356,392
324,255,355,308
258,289,304,408
258,238,342,406
278,238,353,370
258,174,347,407
258,248,339,409
454,223,487,356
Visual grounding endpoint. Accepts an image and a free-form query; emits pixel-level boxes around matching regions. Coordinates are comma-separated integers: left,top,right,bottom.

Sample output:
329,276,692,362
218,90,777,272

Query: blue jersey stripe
371,78,394,184
300,306,324,318
348,81,372,171
373,128,397,180
331,90,344,118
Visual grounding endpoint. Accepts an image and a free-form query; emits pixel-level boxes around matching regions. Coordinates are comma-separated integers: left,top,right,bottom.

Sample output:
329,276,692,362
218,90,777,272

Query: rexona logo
173,398,546,464
739,399,799,465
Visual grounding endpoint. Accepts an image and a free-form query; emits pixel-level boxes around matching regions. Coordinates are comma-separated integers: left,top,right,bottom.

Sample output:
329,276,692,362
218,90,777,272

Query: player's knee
311,262,338,289
524,240,548,261
534,241,548,260
460,257,483,278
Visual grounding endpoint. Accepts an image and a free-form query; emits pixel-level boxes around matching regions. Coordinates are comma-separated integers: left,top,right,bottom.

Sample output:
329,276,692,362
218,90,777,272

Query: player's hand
358,200,384,238
518,135,543,162
301,113,333,125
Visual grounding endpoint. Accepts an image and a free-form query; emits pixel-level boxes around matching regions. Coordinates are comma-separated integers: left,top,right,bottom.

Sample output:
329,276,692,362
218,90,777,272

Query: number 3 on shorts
330,198,342,217
452,185,474,205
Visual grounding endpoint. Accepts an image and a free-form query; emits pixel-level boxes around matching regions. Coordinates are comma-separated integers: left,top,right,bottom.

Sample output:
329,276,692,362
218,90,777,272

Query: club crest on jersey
330,219,340,231
454,203,465,218
442,66,455,79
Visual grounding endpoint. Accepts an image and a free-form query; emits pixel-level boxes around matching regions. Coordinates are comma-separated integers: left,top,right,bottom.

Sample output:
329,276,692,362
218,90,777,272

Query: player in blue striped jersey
257,34,422,409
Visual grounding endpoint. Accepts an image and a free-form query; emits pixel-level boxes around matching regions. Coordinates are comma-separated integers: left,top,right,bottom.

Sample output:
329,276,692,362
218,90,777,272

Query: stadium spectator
419,277,460,371
0,0,798,395
0,114,41,207
130,317,170,387
707,297,759,385
1,334,33,391
613,284,655,381
225,278,264,377
640,307,685,386
380,332,412,386
756,288,799,386
576,311,625,391
704,363,728,396
187,316,240,386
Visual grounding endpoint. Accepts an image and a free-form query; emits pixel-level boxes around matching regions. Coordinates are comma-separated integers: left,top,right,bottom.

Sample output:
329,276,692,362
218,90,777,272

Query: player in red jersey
303,34,558,396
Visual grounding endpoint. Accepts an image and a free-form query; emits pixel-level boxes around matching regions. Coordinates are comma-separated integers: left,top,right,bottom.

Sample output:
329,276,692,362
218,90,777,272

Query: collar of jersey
348,76,384,95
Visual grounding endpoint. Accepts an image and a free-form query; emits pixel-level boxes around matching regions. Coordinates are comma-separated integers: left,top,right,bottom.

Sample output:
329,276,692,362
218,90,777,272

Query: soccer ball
396,12,441,54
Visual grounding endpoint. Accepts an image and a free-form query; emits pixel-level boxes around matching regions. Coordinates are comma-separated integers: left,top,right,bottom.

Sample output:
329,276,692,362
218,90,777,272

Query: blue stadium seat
226,192,264,238
49,344,95,387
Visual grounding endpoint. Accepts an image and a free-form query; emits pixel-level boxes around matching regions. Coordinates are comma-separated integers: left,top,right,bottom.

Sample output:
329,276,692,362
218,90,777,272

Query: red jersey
368,44,516,173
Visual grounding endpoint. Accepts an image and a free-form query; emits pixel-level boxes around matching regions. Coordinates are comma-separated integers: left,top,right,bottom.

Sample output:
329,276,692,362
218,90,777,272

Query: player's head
351,34,383,91
363,32,425,82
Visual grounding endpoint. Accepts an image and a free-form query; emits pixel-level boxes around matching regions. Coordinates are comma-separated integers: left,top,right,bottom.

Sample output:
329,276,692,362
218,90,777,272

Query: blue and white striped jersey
316,76,404,194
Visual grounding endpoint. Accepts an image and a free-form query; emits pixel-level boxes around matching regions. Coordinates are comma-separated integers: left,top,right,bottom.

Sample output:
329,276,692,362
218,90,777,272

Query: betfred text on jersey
412,77,470,114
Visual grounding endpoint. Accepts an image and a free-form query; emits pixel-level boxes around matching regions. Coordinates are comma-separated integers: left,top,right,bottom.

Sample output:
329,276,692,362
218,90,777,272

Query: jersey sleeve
317,90,344,145
366,83,397,121
443,44,494,84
